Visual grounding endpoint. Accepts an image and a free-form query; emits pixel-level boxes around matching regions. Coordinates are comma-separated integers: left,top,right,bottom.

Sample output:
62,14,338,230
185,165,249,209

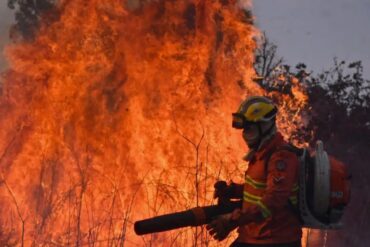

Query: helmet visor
232,113,244,129
232,113,255,129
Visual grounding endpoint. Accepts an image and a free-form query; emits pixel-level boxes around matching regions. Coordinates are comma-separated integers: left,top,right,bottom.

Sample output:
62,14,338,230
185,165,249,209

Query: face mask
242,124,260,149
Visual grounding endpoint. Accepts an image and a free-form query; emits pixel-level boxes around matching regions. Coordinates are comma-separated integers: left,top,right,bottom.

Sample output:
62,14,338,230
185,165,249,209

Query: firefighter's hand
206,214,237,241
214,180,228,199
214,180,234,202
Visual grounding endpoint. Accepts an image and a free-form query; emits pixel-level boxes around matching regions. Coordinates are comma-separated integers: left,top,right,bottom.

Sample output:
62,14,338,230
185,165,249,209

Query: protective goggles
232,113,255,129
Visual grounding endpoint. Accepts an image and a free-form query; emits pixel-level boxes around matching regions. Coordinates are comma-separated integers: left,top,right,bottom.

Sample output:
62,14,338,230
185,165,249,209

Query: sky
252,0,370,77
1,0,370,77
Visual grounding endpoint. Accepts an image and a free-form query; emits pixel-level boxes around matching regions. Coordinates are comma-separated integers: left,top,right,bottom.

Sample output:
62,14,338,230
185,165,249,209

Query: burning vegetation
4,0,358,246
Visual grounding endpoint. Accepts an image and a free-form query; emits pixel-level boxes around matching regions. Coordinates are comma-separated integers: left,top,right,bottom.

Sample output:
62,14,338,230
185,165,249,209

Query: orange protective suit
233,132,302,245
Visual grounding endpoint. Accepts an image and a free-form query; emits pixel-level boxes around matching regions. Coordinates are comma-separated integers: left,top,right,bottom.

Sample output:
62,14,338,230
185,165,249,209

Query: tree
253,32,283,87
253,34,370,246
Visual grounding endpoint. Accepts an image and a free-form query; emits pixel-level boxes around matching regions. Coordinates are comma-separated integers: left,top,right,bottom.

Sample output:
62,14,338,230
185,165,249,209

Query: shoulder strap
264,144,304,223
264,144,303,176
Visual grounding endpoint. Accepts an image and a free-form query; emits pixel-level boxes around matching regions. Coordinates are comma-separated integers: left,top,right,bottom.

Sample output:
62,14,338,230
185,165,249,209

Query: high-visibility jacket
235,132,302,244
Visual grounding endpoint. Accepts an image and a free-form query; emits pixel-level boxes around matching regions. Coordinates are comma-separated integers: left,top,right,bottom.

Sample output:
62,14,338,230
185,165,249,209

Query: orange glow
0,0,308,246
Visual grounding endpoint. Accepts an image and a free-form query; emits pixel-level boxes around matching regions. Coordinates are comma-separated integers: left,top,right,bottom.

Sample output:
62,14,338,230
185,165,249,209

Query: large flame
0,0,307,246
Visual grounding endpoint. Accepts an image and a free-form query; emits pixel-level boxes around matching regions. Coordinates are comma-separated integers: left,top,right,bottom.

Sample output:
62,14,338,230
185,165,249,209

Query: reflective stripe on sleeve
245,175,267,189
289,196,298,205
243,191,272,218
292,184,299,192
290,184,299,205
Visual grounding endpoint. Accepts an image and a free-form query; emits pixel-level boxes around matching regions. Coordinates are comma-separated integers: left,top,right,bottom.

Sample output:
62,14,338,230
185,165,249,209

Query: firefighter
207,96,302,247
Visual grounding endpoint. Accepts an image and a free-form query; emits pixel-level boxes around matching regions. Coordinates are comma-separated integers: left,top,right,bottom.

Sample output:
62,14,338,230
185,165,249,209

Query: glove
214,181,243,204
213,180,228,200
206,213,238,241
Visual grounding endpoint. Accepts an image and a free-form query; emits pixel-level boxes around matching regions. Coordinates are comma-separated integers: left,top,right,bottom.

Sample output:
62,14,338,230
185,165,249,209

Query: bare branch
1,174,26,247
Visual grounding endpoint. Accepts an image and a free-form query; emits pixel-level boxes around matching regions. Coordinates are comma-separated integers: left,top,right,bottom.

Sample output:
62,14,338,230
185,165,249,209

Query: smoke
238,0,253,10
0,1,13,71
